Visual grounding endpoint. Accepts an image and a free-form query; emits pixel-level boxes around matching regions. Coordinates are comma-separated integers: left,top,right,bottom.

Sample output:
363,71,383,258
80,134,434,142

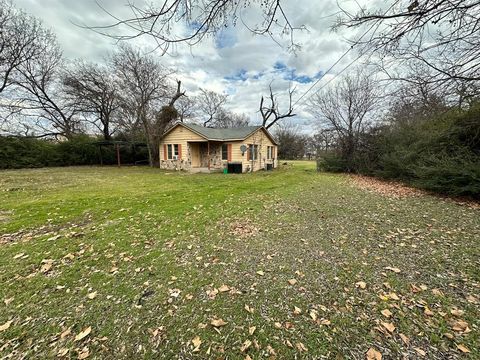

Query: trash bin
223,168,228,174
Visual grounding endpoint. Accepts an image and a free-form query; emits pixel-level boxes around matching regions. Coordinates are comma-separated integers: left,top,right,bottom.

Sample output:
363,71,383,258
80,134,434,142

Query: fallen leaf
381,322,396,333
355,281,367,289
414,347,426,357
456,344,470,353
384,266,401,273
366,347,382,360
210,318,227,327
0,320,13,332
309,310,318,321
248,326,256,335
192,336,202,351
74,327,92,341
60,328,71,339
288,279,297,285
40,259,54,273
274,322,282,329
424,307,434,316
87,292,97,300
240,340,252,352
293,306,302,315
399,333,410,345
388,292,400,301
244,304,254,314
450,309,464,317
78,348,90,359
3,297,14,306
451,320,470,333
218,285,230,293
296,342,308,352
381,309,392,318
256,270,264,276
57,348,69,357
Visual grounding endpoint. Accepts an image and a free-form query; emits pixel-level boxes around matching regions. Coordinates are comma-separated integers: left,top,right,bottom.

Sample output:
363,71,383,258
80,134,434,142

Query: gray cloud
12,0,359,130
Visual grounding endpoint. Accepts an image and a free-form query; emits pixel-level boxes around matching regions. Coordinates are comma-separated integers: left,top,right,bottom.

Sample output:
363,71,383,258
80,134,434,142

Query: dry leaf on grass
296,342,308,352
293,306,302,315
381,322,396,333
414,347,426,356
288,279,297,285
78,347,90,359
456,344,470,353
57,348,69,357
244,304,254,314
399,333,410,345
192,336,202,351
210,318,227,327
384,266,401,273
0,320,12,332
355,281,367,289
366,347,382,360
381,309,392,318
240,340,252,352
248,326,256,335
218,285,230,293
256,270,265,276
75,327,91,341
87,292,97,300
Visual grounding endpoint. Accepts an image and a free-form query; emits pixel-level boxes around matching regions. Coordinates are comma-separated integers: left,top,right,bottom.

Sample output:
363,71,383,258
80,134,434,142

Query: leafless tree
336,0,480,87
309,71,377,171
0,0,47,94
7,24,82,139
112,44,184,166
175,95,195,122
63,61,119,140
212,109,249,128
272,121,306,159
88,0,304,53
196,88,227,127
260,85,296,129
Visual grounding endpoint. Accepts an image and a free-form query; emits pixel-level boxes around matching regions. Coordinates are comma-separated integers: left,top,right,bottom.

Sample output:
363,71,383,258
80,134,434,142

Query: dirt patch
350,175,426,198
229,220,259,238
0,215,92,245
350,175,480,209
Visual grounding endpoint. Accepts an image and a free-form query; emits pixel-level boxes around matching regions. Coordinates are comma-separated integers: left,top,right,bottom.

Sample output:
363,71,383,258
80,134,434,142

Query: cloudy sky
13,0,371,130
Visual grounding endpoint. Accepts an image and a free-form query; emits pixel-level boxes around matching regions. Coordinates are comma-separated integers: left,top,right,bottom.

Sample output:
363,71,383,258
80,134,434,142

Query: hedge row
318,104,480,197
0,135,148,169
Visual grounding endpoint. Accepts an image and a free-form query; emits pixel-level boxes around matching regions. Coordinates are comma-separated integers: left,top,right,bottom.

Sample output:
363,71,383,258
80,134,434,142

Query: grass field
1,162,479,359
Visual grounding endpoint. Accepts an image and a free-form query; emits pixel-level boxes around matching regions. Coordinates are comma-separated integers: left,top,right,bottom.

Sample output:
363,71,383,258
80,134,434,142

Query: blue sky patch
273,61,323,84
225,69,248,82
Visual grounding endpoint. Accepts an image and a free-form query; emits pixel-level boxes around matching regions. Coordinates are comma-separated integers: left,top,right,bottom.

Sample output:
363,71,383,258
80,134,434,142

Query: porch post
207,141,210,170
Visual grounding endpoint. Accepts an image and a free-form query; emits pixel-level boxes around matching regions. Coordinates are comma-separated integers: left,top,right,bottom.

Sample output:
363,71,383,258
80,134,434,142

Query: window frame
249,144,259,161
167,144,179,160
221,144,228,161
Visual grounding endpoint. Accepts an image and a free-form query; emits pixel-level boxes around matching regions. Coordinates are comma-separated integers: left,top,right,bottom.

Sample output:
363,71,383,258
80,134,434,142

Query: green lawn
1,162,479,359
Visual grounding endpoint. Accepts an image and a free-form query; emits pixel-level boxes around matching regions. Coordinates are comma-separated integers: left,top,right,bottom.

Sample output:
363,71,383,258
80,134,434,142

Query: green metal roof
184,123,263,141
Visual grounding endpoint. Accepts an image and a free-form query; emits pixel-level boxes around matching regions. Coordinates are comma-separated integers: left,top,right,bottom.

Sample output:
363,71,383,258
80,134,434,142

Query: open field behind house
0,162,479,359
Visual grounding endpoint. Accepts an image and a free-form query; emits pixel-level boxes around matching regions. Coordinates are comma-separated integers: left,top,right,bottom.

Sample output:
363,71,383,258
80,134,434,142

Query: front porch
189,141,224,171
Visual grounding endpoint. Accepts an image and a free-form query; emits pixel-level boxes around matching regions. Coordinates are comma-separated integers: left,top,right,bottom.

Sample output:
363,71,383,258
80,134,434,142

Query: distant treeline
0,136,149,169
318,104,480,198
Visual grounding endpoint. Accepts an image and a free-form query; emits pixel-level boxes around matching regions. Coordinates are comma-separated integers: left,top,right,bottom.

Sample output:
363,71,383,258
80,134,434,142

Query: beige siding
228,128,278,172
159,125,206,170
160,125,205,161
159,124,277,172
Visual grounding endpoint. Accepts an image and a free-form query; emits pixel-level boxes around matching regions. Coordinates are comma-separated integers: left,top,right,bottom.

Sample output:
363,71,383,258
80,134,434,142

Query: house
159,123,278,173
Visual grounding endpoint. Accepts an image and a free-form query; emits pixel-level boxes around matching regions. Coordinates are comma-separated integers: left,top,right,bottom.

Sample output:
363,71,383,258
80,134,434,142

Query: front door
190,143,201,167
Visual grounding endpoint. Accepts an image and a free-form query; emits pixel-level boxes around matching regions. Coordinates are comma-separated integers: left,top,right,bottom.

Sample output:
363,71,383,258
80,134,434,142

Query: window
267,146,273,160
222,144,228,160
167,144,179,160
249,144,259,160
